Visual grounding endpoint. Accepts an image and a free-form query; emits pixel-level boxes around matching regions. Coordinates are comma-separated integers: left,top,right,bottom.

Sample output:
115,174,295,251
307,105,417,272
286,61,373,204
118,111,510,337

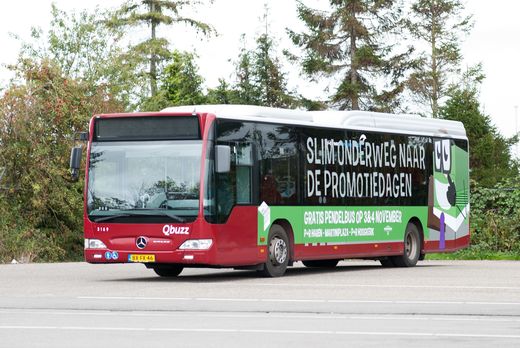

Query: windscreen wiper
90,210,185,223
91,213,131,223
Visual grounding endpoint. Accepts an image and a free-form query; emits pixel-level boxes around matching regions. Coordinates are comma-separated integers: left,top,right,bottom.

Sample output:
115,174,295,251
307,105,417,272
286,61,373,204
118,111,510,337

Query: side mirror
78,132,89,141
70,146,83,181
215,145,231,173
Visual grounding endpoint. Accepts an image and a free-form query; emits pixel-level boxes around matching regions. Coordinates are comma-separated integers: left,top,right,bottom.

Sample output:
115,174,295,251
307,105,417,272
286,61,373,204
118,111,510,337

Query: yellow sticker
128,254,155,263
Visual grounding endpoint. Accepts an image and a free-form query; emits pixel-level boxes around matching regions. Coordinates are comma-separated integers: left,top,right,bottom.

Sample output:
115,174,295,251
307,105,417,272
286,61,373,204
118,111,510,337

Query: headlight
179,239,213,250
85,239,107,249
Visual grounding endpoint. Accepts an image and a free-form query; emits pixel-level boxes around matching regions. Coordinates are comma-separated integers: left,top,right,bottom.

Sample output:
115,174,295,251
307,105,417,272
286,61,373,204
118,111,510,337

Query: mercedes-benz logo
136,236,147,249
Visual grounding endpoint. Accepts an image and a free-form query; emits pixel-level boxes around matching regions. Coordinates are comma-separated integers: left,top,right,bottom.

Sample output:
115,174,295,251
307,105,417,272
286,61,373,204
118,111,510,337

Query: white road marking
257,283,520,291
1,309,520,323
76,296,520,306
1,325,520,339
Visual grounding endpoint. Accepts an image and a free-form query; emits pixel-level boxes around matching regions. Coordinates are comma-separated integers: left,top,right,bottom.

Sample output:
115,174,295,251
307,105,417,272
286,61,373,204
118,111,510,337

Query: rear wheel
392,223,421,267
152,264,184,277
302,259,340,268
261,224,290,277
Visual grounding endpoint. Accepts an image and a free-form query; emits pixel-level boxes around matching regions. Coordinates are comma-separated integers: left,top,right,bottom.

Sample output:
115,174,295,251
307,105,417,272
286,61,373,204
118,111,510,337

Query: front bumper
84,249,212,265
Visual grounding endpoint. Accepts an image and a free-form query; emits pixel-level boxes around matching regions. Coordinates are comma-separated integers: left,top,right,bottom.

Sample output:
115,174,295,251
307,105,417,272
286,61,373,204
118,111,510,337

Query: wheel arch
408,216,425,254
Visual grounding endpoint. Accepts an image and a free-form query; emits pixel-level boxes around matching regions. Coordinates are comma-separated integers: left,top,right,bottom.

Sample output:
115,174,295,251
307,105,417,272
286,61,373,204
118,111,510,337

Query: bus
71,105,470,277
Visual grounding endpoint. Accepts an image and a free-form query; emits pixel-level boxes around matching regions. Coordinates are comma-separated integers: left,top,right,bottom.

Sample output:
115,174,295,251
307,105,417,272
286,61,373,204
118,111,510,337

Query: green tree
16,4,134,109
206,79,238,104
299,97,328,111
439,68,516,187
230,28,295,108
0,60,124,262
143,50,206,110
252,33,295,108
406,0,472,117
233,41,262,105
109,0,214,99
288,0,411,111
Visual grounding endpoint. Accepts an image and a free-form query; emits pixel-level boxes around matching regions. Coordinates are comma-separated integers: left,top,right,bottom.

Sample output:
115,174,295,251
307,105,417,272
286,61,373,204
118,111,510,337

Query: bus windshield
87,140,202,223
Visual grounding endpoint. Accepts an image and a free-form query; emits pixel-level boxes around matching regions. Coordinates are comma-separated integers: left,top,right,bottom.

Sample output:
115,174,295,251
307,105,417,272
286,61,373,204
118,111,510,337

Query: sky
0,0,519,151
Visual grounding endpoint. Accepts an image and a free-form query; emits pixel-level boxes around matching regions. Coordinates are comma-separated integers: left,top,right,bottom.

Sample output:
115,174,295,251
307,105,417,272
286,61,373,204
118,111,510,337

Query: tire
302,259,339,268
391,223,421,267
379,257,395,267
261,224,290,277
152,264,184,277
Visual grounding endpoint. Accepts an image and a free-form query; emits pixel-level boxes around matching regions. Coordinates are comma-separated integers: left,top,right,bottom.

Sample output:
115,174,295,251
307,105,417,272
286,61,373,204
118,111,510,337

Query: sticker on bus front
258,201,270,231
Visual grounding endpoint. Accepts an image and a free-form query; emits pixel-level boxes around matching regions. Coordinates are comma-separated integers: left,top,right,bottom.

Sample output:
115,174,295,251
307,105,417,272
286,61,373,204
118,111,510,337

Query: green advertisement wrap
257,205,428,246
428,139,470,248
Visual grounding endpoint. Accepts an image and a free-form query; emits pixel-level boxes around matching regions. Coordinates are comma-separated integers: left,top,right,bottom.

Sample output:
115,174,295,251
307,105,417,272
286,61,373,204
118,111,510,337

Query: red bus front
83,112,263,271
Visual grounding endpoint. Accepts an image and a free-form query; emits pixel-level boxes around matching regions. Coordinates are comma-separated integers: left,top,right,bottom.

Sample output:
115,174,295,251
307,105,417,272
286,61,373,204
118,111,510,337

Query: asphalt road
1,260,519,347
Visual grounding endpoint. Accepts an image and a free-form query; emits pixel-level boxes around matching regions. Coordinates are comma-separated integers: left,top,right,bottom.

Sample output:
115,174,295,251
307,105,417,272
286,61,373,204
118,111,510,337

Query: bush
0,60,124,263
467,179,520,255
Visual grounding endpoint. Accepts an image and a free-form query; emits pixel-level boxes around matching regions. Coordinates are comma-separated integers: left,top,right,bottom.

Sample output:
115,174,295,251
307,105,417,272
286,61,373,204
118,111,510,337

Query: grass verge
426,249,520,260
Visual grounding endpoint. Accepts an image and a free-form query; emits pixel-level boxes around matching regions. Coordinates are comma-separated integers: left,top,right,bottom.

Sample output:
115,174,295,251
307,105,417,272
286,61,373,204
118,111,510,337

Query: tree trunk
430,5,439,118
350,27,359,110
150,2,158,97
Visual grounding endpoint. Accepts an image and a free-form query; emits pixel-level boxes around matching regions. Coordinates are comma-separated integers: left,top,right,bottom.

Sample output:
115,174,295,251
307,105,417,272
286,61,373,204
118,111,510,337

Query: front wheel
152,264,184,277
391,223,421,267
261,224,290,277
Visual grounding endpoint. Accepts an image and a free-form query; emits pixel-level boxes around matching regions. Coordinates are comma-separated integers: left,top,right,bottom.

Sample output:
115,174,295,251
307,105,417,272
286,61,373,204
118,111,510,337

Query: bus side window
236,143,253,204
275,144,298,204
259,142,298,205
214,142,254,222
261,170,282,204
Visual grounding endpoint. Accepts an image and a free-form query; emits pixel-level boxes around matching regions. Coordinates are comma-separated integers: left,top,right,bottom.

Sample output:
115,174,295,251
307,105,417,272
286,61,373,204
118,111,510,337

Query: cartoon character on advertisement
428,139,470,249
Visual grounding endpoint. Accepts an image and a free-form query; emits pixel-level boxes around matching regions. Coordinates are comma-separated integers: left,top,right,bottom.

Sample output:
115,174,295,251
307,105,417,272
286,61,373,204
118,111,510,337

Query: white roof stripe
161,105,467,140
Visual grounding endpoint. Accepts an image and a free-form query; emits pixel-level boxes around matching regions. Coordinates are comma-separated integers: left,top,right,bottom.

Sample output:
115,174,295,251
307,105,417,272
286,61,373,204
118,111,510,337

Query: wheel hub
405,232,417,258
269,237,287,265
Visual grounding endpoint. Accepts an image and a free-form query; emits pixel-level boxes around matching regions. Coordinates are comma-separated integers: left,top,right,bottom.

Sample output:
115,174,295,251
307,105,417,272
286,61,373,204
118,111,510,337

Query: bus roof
161,105,467,140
